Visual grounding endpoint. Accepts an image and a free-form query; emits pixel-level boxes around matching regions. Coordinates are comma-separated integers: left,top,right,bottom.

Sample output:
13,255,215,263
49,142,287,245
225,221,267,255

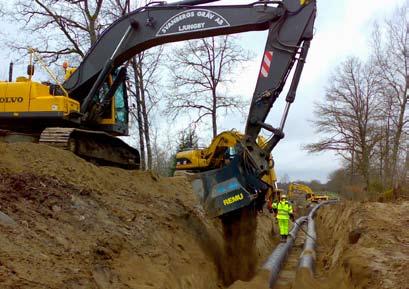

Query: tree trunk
379,127,384,187
351,138,355,184
362,148,370,189
88,19,98,45
384,119,391,187
212,89,217,138
403,144,409,190
131,58,146,170
358,130,371,189
138,54,152,170
390,96,407,187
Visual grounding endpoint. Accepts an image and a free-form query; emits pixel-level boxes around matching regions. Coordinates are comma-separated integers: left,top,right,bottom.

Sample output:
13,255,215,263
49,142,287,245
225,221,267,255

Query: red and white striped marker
260,51,273,78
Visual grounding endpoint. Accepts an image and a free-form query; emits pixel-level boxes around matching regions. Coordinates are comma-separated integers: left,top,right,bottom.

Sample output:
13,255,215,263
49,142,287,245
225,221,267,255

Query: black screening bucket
188,157,254,218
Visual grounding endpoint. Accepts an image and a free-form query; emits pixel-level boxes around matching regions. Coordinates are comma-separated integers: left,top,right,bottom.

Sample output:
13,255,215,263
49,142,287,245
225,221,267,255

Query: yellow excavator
175,131,246,174
288,182,330,203
288,182,314,201
0,50,139,169
311,194,330,202
175,131,280,214
0,0,317,218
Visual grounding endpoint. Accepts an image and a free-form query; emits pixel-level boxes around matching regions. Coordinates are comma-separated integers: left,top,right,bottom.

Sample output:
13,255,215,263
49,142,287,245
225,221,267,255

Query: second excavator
1,0,317,218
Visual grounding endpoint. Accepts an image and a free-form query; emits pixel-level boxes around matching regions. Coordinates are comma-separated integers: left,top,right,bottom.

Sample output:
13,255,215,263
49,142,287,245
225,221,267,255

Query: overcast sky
163,0,404,182
0,0,404,182
231,0,402,182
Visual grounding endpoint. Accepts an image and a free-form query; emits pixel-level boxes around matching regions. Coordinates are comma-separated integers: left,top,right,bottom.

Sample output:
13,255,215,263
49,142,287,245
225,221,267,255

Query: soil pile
0,143,276,289
293,201,409,289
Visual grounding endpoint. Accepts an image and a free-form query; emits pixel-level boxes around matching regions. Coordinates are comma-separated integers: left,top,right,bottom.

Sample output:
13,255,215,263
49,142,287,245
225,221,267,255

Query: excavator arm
62,0,316,217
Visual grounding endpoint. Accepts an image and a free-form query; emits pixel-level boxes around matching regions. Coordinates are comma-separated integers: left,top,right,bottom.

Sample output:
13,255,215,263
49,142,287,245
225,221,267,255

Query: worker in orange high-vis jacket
272,194,295,242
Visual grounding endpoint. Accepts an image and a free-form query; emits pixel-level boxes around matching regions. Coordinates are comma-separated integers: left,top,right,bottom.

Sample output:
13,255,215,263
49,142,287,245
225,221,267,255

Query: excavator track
39,127,140,169
39,127,74,148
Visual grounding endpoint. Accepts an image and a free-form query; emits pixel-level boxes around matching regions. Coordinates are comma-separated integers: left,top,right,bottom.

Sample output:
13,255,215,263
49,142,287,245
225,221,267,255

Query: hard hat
281,194,287,199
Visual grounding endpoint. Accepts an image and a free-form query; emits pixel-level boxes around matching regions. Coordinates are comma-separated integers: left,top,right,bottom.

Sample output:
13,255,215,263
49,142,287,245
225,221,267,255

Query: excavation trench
1,143,409,289
0,142,277,289
228,200,409,289
292,201,409,289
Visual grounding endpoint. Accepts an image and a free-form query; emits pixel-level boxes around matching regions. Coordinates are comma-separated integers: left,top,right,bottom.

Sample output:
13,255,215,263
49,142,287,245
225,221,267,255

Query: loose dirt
1,142,409,289
229,201,409,289
0,142,276,289
292,201,409,289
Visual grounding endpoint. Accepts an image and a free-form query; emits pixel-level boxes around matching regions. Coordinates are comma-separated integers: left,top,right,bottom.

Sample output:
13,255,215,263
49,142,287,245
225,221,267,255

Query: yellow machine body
287,182,330,203
175,131,279,195
312,195,329,201
0,75,124,132
0,72,138,169
288,182,314,201
176,131,243,170
0,77,79,116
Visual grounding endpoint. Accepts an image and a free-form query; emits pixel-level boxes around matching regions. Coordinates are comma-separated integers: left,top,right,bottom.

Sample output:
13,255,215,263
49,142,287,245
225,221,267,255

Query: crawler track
1,127,140,170
40,127,140,169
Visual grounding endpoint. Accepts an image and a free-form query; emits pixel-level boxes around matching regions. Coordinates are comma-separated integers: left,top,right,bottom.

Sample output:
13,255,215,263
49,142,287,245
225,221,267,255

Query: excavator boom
2,0,317,218
64,1,315,129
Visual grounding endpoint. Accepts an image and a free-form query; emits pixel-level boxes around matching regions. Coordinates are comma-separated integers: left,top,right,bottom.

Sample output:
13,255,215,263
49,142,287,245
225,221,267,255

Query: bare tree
177,126,199,151
165,36,251,138
306,57,382,187
129,48,163,170
371,1,409,187
9,0,118,65
150,126,176,176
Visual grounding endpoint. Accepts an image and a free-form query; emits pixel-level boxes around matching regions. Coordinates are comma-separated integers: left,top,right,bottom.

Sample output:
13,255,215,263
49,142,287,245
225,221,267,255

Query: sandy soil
229,201,409,289
0,142,276,289
293,201,409,289
2,142,408,289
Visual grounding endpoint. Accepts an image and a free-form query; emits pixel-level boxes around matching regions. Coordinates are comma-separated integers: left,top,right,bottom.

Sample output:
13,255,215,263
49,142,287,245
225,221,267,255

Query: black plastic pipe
298,201,338,273
263,216,307,288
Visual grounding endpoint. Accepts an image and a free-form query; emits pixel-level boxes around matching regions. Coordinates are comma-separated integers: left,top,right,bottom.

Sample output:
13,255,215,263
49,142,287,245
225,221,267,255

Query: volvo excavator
0,0,317,218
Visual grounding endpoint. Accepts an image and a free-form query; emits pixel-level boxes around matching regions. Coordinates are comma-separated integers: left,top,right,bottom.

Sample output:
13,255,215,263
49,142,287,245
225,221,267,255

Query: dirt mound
293,201,409,289
0,143,276,288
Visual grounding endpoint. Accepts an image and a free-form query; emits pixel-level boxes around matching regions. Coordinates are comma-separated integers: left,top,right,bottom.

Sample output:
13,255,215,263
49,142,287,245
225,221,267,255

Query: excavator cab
92,67,130,136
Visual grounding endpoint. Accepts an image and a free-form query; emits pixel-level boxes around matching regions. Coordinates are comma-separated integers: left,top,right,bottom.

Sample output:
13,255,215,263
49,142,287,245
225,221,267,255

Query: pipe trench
298,201,338,274
263,216,307,288
263,201,338,288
